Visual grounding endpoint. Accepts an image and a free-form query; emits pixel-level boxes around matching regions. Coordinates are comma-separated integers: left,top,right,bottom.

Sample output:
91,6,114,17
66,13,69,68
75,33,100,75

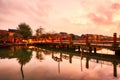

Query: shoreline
0,43,33,47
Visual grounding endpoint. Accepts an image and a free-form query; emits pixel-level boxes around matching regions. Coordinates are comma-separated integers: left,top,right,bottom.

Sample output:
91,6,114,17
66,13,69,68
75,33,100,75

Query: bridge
34,33,120,55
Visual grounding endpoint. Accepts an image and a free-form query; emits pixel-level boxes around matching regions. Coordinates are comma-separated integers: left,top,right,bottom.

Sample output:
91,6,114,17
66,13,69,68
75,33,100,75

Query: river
0,46,120,80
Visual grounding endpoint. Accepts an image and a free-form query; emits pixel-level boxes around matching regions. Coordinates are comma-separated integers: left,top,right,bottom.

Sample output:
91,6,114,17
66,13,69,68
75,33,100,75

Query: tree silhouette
36,51,44,62
36,26,44,40
17,23,32,39
14,47,32,80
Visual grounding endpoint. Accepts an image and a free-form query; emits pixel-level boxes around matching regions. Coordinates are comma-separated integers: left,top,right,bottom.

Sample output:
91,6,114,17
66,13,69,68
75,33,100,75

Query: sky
0,0,120,36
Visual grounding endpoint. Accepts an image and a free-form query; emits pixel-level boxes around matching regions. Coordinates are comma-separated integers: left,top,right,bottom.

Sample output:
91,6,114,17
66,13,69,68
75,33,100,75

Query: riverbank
0,43,32,47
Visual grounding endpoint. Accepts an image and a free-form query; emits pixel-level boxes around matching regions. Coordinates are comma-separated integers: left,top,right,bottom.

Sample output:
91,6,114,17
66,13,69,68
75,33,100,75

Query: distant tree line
16,22,80,40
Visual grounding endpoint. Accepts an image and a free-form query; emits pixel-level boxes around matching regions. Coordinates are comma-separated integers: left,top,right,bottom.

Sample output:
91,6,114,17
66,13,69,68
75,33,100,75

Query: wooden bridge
32,33,120,55
34,40,120,55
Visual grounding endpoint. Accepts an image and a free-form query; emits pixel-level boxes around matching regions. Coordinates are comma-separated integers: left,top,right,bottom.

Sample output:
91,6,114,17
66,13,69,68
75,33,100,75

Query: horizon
0,0,120,36
0,27,116,37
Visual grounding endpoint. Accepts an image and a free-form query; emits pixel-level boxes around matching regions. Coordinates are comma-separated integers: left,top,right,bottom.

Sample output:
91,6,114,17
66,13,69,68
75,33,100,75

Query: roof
8,29,18,32
59,32,67,34
0,30,8,33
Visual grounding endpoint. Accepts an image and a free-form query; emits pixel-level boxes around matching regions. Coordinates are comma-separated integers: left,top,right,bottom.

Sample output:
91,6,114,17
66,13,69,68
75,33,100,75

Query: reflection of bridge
35,41,120,56
50,48,120,77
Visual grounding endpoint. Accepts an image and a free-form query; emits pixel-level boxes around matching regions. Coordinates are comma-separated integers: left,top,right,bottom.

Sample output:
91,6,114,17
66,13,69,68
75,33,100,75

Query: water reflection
0,46,120,80
36,46,120,78
14,47,32,80
0,46,32,80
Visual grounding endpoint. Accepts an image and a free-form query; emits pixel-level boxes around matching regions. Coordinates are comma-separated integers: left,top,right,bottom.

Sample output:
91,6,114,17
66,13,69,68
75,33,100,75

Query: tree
36,26,44,40
17,23,32,39
69,34,75,40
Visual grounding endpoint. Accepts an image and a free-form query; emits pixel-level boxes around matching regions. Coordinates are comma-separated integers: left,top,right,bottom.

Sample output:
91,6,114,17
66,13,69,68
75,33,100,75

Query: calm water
0,46,120,80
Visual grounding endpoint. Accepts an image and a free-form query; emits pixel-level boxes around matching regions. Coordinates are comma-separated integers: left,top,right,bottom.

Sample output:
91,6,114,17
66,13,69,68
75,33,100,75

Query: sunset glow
0,0,120,36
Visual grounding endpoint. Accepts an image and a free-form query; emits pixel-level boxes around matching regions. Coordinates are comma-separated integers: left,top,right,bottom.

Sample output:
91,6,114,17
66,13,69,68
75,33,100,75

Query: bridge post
60,35,62,44
52,36,54,43
69,54,73,63
115,50,120,55
78,46,80,52
86,57,90,69
60,53,62,61
113,62,118,77
113,33,118,48
72,46,75,51
113,33,117,44
94,48,96,53
66,45,69,49
68,35,72,43
89,47,92,53
82,49,84,53
86,34,88,44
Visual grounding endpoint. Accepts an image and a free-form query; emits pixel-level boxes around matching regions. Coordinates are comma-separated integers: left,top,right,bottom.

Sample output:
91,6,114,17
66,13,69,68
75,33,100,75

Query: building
80,34,104,43
0,29,22,43
8,29,23,43
0,30,8,43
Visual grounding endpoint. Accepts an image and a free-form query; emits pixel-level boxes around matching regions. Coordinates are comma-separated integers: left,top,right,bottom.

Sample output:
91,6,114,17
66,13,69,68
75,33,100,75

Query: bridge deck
33,41,120,50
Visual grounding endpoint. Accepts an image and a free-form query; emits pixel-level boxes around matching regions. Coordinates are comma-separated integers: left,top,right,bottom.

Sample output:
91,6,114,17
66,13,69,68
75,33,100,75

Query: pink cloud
0,0,120,35
112,3,120,10
0,0,51,30
86,4,112,25
88,13,110,25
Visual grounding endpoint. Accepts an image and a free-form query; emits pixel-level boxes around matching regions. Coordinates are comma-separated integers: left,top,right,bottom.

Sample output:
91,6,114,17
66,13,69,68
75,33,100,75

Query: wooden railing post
113,33,117,44
86,34,88,44
113,33,118,47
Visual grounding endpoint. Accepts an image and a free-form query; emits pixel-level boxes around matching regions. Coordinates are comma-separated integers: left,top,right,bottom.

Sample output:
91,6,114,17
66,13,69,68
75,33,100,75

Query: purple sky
0,0,120,36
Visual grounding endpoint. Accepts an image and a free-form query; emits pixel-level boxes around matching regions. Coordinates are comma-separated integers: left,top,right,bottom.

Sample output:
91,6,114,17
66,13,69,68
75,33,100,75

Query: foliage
14,47,32,65
69,34,75,40
17,23,32,39
36,26,44,39
14,31,23,39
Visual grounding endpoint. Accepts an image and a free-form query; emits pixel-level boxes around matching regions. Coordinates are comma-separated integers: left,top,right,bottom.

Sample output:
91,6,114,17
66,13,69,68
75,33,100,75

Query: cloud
112,3,120,10
0,0,120,35
0,0,51,30
78,0,120,25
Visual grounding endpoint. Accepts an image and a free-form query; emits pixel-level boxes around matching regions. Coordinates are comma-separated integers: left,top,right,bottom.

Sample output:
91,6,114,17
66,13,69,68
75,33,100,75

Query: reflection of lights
28,39,32,43
28,46,34,49
22,40,28,43
27,49,31,52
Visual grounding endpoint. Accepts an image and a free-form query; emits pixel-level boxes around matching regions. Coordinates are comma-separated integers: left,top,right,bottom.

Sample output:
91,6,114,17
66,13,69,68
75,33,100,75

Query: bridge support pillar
86,57,90,69
61,45,64,49
53,44,56,48
66,45,69,49
69,54,73,63
94,48,96,53
82,49,84,53
78,46,80,52
115,50,120,55
73,46,75,51
113,33,117,44
89,47,92,53
113,33,119,48
113,62,117,77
